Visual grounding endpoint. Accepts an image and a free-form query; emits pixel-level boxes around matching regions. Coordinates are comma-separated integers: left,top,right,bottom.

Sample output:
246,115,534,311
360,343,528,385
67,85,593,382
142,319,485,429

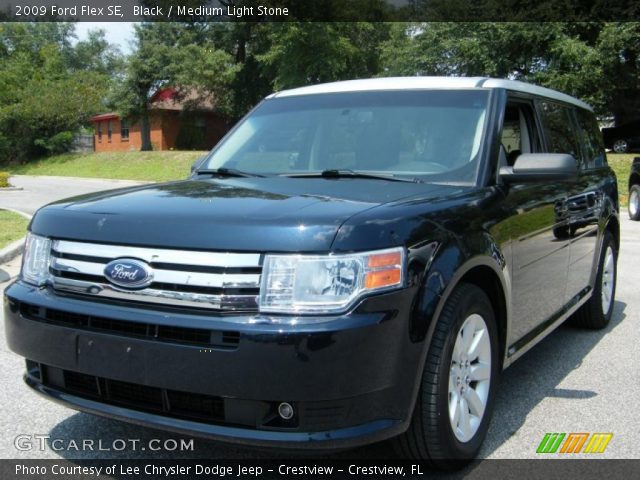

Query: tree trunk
140,109,152,151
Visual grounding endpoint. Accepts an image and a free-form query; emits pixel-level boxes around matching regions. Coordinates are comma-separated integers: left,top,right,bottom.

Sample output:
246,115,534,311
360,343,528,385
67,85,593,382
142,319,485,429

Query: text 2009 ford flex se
4,77,618,467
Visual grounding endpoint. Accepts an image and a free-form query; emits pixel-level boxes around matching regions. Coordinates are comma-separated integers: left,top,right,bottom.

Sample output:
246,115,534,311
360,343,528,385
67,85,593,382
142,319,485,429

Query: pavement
0,175,638,464
0,175,145,216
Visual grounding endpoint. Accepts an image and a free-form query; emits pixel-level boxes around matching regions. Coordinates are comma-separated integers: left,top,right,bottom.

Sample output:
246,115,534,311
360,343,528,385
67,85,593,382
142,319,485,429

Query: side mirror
499,153,578,184
190,155,207,175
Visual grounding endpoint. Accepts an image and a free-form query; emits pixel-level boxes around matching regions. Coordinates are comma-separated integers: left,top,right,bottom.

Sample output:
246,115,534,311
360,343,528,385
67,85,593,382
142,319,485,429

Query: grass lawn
3,151,206,183
0,210,29,250
607,153,637,207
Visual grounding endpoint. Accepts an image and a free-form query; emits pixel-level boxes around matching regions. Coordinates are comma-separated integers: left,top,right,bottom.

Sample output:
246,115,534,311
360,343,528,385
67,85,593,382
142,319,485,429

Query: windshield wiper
284,169,422,183
195,167,265,178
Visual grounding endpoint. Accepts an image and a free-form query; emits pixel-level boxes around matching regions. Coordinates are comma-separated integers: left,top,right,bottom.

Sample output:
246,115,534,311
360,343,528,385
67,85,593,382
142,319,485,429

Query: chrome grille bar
49,240,262,311
53,240,261,268
51,257,261,289
51,277,258,311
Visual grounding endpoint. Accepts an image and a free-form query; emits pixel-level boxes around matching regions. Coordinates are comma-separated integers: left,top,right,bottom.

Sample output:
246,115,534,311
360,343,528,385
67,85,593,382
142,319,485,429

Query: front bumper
4,281,424,449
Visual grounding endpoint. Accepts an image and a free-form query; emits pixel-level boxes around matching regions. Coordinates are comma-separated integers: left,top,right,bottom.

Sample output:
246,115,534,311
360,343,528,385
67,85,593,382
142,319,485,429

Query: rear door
563,108,607,304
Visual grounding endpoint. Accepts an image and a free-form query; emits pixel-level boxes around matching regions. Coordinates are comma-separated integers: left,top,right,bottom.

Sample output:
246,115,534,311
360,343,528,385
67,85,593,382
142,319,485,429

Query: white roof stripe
481,78,592,111
270,76,593,111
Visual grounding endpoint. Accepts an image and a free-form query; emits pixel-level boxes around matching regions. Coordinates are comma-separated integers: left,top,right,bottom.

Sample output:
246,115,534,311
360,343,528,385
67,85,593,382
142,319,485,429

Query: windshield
202,90,490,184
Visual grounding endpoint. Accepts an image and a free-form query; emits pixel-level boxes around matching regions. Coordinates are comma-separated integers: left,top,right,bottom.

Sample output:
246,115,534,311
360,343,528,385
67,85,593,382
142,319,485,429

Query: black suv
4,77,619,467
602,119,640,153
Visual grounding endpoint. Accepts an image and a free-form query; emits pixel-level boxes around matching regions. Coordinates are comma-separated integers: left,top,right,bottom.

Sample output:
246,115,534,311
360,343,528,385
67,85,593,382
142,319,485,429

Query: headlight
259,247,404,314
22,233,52,286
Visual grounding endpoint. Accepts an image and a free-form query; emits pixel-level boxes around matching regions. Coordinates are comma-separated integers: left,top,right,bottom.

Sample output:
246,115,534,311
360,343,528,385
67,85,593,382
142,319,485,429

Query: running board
505,286,592,365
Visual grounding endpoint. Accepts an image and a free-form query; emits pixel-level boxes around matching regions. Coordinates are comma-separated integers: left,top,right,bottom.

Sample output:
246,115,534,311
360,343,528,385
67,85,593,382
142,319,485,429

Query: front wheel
394,283,498,469
629,185,640,221
570,230,617,329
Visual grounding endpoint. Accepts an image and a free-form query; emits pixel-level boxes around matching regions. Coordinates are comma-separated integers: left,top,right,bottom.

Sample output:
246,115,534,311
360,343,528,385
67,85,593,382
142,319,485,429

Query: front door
498,99,572,346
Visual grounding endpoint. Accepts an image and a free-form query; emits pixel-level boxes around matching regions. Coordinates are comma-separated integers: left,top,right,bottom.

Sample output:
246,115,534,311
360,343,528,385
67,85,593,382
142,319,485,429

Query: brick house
90,87,231,152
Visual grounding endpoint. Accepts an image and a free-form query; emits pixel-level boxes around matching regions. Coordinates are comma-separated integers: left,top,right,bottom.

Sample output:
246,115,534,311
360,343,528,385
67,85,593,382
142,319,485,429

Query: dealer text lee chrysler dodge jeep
4,77,619,467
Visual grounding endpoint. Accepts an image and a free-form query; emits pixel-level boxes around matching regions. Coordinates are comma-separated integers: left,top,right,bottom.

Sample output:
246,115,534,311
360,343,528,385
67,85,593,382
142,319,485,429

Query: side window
538,101,581,162
501,105,521,164
575,109,606,169
500,101,539,166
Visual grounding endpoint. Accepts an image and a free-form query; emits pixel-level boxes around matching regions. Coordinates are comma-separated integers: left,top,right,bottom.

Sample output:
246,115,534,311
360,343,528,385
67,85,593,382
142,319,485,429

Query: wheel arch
456,265,508,370
605,214,620,252
414,253,511,373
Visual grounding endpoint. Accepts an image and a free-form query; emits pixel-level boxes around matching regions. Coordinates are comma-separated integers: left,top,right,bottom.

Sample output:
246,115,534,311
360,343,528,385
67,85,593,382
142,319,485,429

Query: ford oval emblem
103,258,154,289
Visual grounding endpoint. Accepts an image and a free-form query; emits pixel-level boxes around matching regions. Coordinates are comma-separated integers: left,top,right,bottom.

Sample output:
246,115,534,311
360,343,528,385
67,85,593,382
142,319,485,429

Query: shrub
0,171,10,188
34,131,76,155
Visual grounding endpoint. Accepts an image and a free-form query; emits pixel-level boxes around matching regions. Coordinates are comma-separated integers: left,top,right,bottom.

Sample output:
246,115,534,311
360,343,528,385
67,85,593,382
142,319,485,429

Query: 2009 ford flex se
4,77,619,467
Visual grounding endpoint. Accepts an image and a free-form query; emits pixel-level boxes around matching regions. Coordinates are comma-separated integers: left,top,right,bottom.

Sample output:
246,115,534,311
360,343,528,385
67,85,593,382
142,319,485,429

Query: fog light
278,402,294,420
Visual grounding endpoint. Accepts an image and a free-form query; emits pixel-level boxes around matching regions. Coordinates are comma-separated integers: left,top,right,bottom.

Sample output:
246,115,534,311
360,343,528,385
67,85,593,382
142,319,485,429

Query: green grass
607,153,637,207
0,210,29,250
3,151,207,183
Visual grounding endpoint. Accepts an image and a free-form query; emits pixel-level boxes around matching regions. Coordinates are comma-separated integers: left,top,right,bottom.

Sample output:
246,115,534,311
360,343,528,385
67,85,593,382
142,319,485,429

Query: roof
89,112,119,122
90,87,218,122
148,87,216,111
270,76,593,111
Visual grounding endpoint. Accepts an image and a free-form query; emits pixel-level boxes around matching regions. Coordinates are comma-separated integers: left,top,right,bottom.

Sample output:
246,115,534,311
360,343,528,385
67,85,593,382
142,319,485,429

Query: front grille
48,240,262,312
107,379,164,411
64,370,100,397
20,303,240,349
29,363,355,432
167,390,225,421
54,369,225,424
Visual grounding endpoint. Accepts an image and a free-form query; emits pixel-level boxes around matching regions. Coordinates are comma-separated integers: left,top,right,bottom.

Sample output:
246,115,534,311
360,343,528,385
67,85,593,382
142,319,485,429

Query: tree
596,23,640,124
111,22,235,150
257,22,389,90
0,23,116,163
379,22,640,122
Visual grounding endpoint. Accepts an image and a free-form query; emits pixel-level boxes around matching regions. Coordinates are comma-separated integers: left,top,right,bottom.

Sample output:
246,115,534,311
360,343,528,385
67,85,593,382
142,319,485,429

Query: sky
74,22,136,54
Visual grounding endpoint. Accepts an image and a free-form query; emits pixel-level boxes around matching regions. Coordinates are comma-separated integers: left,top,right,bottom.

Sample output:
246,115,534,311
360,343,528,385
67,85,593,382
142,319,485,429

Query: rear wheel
394,283,498,469
613,139,629,153
629,185,640,221
570,231,617,329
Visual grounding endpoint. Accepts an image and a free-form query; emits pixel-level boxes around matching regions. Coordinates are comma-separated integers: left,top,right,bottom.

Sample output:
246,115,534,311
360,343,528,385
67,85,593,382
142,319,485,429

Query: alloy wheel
601,246,615,315
448,313,492,443
630,189,639,218
613,139,628,153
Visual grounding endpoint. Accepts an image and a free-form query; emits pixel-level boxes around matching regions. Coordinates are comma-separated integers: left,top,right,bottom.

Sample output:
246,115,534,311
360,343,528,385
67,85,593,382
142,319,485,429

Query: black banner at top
0,0,640,22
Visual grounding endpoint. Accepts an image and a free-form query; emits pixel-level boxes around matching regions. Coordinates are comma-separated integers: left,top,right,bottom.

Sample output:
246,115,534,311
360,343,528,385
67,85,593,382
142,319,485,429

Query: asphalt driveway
0,175,146,216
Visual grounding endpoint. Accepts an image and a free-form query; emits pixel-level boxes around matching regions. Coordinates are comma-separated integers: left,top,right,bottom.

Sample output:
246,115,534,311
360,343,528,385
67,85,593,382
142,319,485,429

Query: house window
121,119,129,140
107,120,112,141
97,122,102,142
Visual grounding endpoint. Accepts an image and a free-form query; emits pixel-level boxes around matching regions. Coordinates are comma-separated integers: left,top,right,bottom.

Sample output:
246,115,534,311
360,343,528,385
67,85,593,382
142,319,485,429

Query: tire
612,139,629,153
629,185,640,221
570,231,617,329
393,283,498,469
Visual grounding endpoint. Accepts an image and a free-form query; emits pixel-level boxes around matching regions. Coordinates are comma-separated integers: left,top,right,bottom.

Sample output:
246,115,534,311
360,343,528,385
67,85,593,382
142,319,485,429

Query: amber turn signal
365,268,402,289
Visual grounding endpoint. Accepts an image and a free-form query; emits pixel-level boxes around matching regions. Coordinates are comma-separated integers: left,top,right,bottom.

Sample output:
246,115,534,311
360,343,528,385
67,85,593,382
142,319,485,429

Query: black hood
30,177,461,252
